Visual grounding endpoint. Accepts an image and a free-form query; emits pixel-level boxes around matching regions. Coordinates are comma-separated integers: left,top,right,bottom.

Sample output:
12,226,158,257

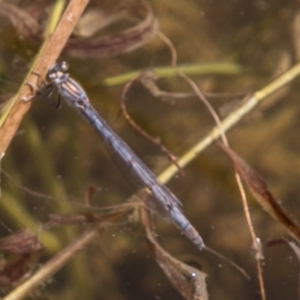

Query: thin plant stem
102,62,242,86
158,31,267,298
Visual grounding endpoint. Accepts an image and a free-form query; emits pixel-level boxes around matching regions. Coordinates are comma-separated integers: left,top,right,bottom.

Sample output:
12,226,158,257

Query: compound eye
61,61,69,72
48,64,56,75
47,72,54,81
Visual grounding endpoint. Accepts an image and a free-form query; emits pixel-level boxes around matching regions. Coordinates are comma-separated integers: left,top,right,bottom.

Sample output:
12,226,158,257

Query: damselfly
46,61,204,250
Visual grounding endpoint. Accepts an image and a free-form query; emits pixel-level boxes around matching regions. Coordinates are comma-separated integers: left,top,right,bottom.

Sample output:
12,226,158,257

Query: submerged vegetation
0,0,299,299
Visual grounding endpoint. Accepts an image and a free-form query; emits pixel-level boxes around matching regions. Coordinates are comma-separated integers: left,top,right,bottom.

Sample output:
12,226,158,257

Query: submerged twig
138,70,247,101
121,73,184,174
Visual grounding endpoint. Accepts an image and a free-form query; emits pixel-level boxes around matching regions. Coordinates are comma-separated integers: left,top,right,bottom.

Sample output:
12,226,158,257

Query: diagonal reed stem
158,62,300,184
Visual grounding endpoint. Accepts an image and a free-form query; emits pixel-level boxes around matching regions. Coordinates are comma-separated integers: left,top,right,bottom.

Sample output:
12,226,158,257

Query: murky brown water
0,0,299,299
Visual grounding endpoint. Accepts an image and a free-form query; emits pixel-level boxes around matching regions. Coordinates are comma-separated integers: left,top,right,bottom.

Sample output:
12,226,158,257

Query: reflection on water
0,0,300,299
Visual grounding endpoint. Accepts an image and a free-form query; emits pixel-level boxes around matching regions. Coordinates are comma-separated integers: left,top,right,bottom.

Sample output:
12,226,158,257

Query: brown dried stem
0,0,89,154
120,73,184,174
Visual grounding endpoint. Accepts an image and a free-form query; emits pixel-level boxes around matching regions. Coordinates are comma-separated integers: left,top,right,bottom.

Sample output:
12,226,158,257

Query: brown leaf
65,3,158,58
0,252,42,287
219,142,300,242
0,229,43,254
142,209,208,300
0,229,43,286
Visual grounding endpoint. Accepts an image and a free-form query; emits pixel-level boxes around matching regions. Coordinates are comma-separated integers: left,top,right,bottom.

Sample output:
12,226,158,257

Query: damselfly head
59,61,69,72
47,61,69,82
